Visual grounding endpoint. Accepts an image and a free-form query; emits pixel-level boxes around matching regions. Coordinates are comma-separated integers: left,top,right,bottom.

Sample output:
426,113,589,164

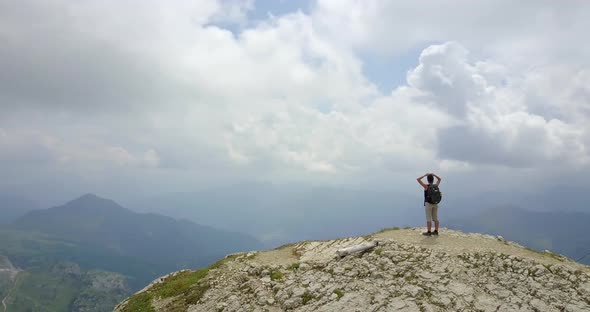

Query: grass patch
157,270,209,298
523,246,568,261
288,263,300,271
270,271,283,281
3,270,82,312
302,291,314,305
544,251,566,262
376,227,400,234
120,292,154,312
333,289,344,300
121,269,210,312
182,282,211,305
524,246,546,256
374,248,383,256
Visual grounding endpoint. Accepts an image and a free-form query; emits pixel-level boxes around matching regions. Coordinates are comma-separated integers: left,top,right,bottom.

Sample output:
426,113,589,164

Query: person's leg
433,204,439,232
423,204,433,235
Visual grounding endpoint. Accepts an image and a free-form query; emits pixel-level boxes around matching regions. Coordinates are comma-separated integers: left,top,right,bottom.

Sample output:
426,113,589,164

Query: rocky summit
115,228,590,312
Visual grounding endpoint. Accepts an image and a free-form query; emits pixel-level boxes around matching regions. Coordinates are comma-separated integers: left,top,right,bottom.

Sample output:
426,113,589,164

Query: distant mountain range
448,205,590,265
12,194,262,269
0,193,263,311
2,185,589,310
130,183,425,246
130,183,590,266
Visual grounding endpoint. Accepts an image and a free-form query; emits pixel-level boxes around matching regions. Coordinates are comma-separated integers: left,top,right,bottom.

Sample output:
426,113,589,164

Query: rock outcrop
72,270,130,312
116,228,590,312
0,256,19,281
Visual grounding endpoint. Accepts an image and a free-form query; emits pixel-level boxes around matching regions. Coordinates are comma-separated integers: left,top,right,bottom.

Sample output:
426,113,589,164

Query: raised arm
416,173,428,189
432,173,442,185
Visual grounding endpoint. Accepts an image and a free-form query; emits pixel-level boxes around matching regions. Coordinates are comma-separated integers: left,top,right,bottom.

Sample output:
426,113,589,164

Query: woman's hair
427,174,434,183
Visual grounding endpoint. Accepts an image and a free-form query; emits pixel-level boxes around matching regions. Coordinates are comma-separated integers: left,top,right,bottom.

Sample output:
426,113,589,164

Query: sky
1,0,590,205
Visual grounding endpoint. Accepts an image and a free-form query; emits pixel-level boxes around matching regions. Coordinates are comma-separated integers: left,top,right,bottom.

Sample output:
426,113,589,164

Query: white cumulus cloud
0,0,589,200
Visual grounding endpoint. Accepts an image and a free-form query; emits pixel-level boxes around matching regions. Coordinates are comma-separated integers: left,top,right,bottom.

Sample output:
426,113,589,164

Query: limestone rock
116,228,590,312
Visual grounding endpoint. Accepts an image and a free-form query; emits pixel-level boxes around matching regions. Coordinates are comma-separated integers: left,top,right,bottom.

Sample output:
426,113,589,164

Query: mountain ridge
1,193,264,311
130,185,424,246
11,193,263,265
116,228,590,312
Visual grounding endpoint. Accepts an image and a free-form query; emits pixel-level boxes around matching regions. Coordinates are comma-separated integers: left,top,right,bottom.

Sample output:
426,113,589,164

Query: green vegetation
270,271,283,280
545,252,566,262
0,194,264,311
374,248,383,256
302,291,314,305
121,292,154,312
363,227,403,239
0,228,168,290
209,254,239,270
121,269,210,312
333,289,344,300
0,229,145,311
120,255,242,311
158,270,209,298
376,227,400,234
0,265,130,312
5,271,79,312
288,262,300,271
74,286,129,312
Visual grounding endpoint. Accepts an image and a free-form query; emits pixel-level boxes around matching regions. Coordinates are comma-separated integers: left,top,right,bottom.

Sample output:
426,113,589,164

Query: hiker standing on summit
417,173,442,236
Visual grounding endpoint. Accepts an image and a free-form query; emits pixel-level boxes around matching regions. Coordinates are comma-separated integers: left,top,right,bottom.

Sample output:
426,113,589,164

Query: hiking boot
432,230,439,236
422,231,432,236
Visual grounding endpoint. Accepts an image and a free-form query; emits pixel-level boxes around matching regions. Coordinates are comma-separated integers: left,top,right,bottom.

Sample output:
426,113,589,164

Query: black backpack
425,184,442,204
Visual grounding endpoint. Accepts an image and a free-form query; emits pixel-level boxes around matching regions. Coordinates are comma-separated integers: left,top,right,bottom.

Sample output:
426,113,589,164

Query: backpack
425,184,442,204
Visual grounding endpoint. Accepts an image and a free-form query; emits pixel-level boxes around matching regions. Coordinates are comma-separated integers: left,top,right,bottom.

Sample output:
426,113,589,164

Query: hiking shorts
425,203,438,222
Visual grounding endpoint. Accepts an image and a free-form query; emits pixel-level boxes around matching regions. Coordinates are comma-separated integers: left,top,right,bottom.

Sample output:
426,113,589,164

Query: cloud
0,1,589,201
0,127,160,174
0,0,259,114
404,42,589,167
407,42,483,117
312,0,590,61
438,115,584,168
0,128,56,165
